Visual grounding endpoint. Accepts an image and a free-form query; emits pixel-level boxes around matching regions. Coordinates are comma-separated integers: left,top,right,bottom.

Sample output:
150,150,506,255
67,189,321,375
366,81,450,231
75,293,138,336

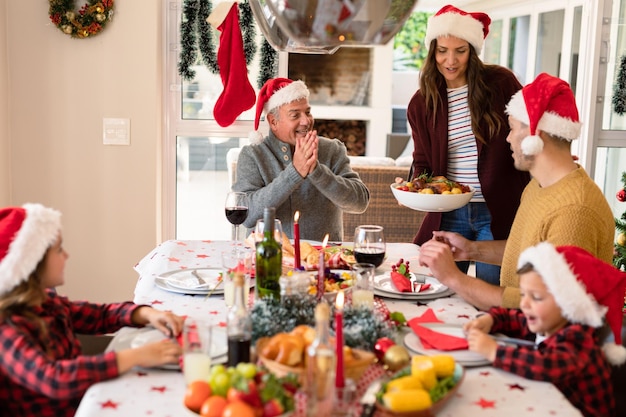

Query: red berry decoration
617,189,626,202
374,337,396,361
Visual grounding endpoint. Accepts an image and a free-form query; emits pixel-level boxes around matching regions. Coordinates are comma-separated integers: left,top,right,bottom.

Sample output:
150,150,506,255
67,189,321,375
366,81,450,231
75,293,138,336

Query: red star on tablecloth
209,310,219,315
196,254,209,258
218,321,227,327
509,383,526,391
176,241,187,246
201,240,213,243
168,257,180,262
479,371,491,376
151,300,164,305
474,398,496,409
457,314,470,319
151,386,167,393
100,400,119,409
136,371,148,377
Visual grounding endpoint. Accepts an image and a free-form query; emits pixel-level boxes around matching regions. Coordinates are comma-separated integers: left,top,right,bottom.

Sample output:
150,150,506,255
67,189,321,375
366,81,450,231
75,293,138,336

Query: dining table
74,239,582,417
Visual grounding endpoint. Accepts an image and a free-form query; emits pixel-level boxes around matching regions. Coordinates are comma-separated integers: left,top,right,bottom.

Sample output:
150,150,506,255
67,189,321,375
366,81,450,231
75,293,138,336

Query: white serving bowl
390,184,475,212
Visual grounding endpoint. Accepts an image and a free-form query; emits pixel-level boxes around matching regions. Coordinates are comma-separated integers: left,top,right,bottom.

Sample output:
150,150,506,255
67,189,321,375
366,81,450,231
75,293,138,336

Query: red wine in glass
225,207,248,225
354,248,386,267
354,225,386,268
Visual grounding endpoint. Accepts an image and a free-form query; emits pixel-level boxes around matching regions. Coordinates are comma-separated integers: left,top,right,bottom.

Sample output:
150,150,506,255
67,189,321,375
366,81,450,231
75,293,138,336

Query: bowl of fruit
390,174,474,212
184,362,299,417
374,355,464,416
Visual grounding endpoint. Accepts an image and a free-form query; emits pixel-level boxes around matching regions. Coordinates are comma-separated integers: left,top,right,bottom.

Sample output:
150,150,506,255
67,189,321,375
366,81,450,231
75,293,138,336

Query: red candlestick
294,211,301,270
317,234,329,301
335,290,345,388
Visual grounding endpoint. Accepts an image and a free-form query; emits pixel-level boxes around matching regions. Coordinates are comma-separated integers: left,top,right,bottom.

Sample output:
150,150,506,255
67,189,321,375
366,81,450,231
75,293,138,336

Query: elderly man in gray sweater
233,77,370,242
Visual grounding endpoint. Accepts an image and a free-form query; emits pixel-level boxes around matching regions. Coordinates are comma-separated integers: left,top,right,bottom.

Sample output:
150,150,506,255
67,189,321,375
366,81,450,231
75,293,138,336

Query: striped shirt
447,85,483,201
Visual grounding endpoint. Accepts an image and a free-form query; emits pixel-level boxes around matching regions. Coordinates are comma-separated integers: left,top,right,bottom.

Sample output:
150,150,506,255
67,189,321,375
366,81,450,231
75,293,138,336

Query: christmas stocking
212,3,256,127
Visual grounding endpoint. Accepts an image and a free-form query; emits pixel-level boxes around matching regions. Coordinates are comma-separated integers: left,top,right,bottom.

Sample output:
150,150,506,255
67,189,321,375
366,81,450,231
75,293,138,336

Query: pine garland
49,0,115,39
613,55,626,115
258,39,278,89
250,294,394,350
178,0,258,80
614,171,626,272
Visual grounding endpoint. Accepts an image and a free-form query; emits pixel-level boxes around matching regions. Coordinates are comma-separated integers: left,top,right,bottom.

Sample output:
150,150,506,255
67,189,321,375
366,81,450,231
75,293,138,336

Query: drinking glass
254,218,284,246
351,263,375,308
353,225,386,268
221,248,253,308
182,320,212,385
224,191,248,242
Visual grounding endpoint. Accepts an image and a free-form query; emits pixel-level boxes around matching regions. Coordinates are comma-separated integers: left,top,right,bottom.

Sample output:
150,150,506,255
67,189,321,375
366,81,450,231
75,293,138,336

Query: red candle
335,290,345,388
294,211,301,270
317,234,329,301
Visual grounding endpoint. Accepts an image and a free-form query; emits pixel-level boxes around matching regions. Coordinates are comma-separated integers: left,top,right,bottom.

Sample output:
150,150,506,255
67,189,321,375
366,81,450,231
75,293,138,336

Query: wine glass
224,192,248,242
353,225,386,268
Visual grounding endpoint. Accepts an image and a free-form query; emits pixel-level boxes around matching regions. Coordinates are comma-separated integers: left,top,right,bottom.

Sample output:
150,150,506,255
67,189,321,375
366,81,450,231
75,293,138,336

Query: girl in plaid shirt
0,203,185,416
464,242,626,417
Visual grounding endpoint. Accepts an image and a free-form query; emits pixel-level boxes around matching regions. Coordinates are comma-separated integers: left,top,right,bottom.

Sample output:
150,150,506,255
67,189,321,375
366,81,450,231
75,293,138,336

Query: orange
222,400,256,417
199,395,228,417
184,380,212,413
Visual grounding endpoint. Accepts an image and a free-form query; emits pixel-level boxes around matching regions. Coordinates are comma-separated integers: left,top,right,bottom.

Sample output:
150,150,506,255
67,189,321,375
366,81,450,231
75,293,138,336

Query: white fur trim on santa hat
0,203,61,295
248,130,264,145
536,111,582,141
425,11,486,54
517,242,606,328
520,135,544,156
603,342,626,366
505,90,530,125
265,80,309,113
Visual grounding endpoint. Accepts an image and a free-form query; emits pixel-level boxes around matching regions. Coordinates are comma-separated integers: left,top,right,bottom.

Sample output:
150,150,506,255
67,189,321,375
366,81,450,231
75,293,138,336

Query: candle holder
332,378,356,417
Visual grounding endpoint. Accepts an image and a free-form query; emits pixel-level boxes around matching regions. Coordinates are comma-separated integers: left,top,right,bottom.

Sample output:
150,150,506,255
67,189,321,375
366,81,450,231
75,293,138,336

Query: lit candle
335,290,345,388
317,233,329,301
294,211,301,270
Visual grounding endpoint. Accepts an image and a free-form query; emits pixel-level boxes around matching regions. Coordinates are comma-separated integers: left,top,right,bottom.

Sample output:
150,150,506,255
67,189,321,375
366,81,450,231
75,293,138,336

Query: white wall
3,1,161,303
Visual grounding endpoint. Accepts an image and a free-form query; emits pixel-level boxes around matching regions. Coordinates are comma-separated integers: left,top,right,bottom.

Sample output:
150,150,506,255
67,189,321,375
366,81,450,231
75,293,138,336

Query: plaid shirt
488,306,615,417
0,289,142,417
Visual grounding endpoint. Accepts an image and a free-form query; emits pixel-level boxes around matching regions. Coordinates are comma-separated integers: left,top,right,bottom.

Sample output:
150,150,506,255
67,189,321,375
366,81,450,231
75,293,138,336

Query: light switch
103,118,130,145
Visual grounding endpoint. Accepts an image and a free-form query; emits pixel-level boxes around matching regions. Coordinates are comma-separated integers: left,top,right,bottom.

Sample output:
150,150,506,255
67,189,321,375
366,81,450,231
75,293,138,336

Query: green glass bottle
255,207,282,299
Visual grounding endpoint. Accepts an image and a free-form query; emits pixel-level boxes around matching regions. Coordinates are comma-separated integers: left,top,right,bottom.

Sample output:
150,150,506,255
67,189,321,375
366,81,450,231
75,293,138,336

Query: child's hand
463,313,494,334
116,339,182,373
466,328,497,362
134,307,184,337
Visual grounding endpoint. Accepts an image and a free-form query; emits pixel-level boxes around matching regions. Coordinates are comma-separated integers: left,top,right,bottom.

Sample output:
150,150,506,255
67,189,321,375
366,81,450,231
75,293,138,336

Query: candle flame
336,289,345,309
294,211,300,223
322,233,329,248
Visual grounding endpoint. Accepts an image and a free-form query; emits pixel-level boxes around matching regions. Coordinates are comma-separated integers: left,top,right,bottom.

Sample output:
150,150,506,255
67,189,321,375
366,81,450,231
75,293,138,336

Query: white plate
157,268,223,293
404,329,490,367
374,273,448,296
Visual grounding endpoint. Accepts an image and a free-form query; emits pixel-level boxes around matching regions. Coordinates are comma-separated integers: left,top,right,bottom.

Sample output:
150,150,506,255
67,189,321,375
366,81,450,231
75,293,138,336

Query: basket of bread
256,324,376,383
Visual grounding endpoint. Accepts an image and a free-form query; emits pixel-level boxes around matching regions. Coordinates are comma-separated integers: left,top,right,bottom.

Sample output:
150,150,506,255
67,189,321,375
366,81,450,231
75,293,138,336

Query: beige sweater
500,167,615,308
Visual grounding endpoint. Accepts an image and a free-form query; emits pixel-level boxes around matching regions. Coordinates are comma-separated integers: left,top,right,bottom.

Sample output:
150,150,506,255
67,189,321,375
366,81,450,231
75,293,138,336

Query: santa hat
518,242,626,365
505,72,582,156
249,78,310,143
0,203,61,295
425,5,491,54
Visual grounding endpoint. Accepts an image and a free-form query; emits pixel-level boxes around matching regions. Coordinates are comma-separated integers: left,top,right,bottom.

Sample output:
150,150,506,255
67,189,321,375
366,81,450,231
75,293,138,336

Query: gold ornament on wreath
49,0,114,39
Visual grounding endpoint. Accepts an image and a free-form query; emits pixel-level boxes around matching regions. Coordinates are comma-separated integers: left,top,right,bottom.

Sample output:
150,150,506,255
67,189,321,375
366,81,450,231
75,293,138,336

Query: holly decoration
615,172,626,273
49,0,114,39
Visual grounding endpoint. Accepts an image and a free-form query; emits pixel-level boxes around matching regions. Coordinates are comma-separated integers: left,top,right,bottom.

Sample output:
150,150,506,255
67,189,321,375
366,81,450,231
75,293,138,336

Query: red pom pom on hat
425,4,491,54
518,242,626,365
506,73,582,156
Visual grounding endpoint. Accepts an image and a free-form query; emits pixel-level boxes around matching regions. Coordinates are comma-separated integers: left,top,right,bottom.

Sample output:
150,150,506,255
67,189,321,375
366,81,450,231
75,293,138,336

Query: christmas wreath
49,0,114,39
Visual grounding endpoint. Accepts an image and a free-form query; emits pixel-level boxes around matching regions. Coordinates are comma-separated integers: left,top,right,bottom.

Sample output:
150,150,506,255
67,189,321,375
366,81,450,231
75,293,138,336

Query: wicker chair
343,165,426,243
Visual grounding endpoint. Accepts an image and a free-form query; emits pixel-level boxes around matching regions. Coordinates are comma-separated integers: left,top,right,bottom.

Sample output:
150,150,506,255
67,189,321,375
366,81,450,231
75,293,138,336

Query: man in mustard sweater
419,73,615,310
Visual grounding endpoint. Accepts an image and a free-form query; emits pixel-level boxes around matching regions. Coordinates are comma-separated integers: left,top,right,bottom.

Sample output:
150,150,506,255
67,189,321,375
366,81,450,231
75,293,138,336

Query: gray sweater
232,132,370,242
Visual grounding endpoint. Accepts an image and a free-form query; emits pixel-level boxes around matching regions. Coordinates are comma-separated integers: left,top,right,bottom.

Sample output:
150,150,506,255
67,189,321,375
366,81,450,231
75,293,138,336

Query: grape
236,362,257,379
209,364,226,377
209,372,231,397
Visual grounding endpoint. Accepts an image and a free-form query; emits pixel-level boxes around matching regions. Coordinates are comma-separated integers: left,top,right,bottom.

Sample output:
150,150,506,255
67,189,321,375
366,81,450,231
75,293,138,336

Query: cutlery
410,273,427,292
205,279,223,297
191,270,207,286
359,379,381,417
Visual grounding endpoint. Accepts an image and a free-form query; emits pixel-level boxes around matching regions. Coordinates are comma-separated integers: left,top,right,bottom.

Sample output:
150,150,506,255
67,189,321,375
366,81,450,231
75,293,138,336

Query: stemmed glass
224,191,248,242
353,225,386,268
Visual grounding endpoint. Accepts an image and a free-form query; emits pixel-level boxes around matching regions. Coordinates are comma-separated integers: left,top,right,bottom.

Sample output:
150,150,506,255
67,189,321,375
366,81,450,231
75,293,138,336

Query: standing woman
407,5,530,284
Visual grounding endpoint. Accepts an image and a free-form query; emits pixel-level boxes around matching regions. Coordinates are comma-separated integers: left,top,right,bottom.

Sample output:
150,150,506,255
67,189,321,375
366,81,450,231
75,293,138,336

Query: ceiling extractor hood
249,0,418,54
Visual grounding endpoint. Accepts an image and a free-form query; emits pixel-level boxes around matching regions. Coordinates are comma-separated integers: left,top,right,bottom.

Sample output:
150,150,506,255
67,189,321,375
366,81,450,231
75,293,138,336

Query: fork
191,270,207,286
411,273,427,292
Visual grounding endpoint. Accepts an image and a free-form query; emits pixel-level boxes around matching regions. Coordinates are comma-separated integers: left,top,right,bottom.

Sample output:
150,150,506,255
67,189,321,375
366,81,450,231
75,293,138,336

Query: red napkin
391,271,412,292
408,309,468,351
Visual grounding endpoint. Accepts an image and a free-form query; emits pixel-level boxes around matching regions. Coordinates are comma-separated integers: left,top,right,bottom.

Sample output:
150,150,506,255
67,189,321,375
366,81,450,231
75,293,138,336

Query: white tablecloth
75,240,581,417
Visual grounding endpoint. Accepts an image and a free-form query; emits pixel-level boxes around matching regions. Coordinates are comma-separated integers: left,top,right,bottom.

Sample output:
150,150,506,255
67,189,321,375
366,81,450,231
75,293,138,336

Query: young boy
464,241,626,417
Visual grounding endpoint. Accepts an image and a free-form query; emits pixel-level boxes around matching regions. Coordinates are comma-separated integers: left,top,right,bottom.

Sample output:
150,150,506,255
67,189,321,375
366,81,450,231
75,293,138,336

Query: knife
359,380,381,417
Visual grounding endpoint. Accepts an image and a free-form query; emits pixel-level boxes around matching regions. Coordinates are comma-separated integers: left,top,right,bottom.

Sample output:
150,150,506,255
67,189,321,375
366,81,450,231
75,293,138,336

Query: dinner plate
373,287,456,301
374,273,448,296
404,330,490,367
157,268,223,293
129,327,228,369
